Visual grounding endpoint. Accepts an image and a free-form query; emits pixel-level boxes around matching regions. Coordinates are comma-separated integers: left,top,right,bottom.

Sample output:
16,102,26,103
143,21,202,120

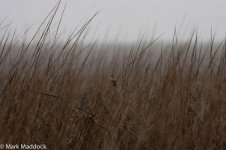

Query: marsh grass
0,2,226,150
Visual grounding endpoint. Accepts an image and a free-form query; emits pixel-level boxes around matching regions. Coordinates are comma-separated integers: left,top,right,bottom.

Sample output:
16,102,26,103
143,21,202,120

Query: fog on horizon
0,0,226,43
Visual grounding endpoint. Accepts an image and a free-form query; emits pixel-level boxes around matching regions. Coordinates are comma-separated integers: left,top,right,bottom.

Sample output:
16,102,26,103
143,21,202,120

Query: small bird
110,75,117,87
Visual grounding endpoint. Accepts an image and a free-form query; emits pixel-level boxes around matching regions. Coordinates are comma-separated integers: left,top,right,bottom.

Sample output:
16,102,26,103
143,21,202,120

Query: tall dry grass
0,2,226,150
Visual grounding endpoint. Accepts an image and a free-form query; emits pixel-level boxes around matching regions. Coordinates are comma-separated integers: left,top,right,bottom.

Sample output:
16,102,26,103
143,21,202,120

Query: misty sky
0,0,226,42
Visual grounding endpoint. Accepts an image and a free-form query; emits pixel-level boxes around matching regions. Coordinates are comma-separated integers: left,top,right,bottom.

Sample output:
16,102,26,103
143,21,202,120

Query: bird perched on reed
110,75,117,87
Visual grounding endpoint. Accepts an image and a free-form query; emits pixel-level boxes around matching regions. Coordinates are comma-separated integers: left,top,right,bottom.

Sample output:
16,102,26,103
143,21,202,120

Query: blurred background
0,0,226,42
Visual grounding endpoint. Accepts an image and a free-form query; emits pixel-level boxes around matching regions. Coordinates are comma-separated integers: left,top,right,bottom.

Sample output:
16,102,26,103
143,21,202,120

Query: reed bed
0,2,226,150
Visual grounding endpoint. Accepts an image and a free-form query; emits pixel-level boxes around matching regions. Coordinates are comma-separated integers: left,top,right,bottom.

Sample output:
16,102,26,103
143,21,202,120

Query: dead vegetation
0,2,226,150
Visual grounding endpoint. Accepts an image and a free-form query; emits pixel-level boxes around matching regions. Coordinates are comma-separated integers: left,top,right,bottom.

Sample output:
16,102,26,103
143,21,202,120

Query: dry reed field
0,2,226,150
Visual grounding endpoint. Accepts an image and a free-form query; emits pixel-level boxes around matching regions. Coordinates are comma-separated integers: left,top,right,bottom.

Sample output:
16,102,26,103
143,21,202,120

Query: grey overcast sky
0,0,226,42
